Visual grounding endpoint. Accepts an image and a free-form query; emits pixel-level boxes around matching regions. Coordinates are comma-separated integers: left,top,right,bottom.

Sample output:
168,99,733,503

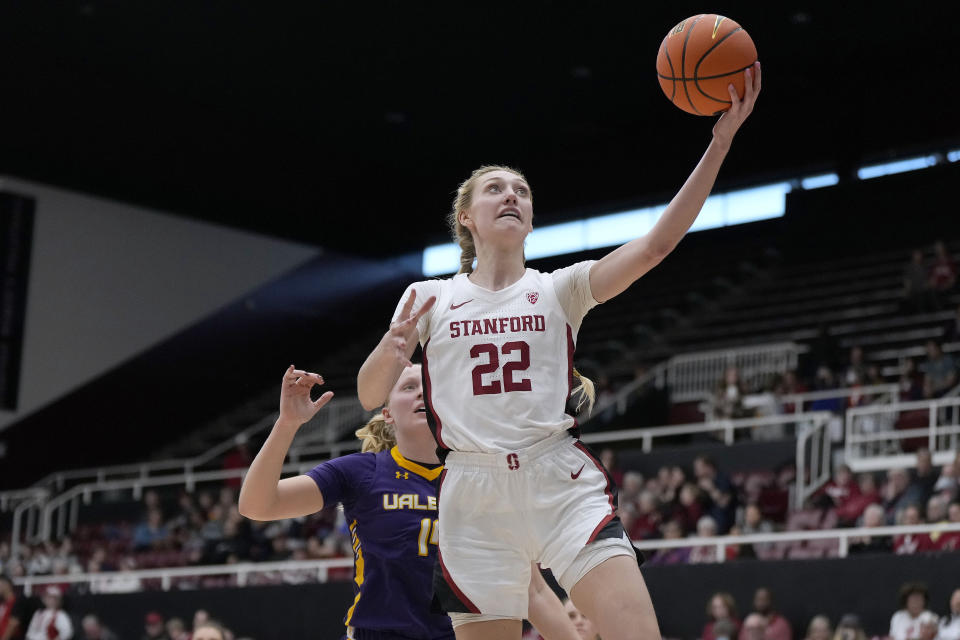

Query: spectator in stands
804,616,832,640
938,589,960,640
884,468,926,523
647,519,689,565
904,249,934,314
833,615,868,640
934,462,959,501
843,347,868,388
141,612,168,640
929,241,957,308
740,503,775,558
165,618,187,640
694,455,737,534
0,574,27,640
778,370,808,415
675,483,705,534
191,622,227,640
934,502,960,551
630,491,662,540
620,471,644,508
819,464,861,513
703,592,741,640
893,505,933,554
599,447,624,488
810,367,845,414
562,598,600,640
688,516,722,564
914,449,939,503
132,509,170,551
900,358,926,401
715,367,749,420
223,436,253,489
744,587,792,640
920,341,957,398
890,582,937,640
741,614,768,640
849,503,893,554
79,615,118,640
25,586,71,640
927,495,949,525
836,473,880,525
192,611,210,634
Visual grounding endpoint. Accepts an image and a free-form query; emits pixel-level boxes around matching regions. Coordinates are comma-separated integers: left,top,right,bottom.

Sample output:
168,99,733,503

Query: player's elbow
237,490,270,521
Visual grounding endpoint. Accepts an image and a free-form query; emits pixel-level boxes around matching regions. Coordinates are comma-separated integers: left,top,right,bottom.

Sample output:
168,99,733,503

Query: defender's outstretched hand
278,365,334,428
713,61,761,146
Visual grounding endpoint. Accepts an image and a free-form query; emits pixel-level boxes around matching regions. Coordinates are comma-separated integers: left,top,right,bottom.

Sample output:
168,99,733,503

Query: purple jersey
308,447,453,640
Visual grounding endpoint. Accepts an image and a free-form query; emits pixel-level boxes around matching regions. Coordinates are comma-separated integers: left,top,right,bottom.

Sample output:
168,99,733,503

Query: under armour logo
396,471,409,480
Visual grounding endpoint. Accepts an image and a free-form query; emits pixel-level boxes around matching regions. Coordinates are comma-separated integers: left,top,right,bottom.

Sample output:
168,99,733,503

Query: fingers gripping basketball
656,14,758,116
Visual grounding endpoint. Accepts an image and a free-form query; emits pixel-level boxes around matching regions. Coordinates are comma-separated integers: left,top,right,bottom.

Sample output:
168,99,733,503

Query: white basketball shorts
432,431,638,620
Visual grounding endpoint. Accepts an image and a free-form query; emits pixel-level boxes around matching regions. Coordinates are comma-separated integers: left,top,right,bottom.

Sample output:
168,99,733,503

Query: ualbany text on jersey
382,493,438,511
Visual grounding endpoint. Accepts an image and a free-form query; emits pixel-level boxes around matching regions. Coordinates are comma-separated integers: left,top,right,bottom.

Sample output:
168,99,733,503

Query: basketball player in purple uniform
357,66,760,640
239,365,582,640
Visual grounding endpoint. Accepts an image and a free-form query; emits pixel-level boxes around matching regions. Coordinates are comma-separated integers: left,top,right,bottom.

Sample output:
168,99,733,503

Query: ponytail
355,412,397,453
572,368,596,414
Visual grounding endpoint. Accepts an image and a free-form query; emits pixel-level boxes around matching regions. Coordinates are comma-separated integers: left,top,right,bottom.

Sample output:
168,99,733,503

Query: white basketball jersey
392,261,598,453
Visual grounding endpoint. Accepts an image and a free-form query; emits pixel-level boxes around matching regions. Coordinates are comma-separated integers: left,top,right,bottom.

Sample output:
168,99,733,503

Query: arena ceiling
1,2,956,255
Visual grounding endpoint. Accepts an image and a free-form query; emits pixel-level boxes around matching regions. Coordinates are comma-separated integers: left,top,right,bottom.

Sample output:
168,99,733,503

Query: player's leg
453,618,522,640
569,555,662,640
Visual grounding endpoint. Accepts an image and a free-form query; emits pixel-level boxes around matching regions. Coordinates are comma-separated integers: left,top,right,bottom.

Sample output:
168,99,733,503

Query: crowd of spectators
0,485,353,590
0,582,241,640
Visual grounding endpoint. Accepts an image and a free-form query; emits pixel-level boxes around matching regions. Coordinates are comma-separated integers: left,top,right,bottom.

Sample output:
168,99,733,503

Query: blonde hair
447,165,529,274
355,412,397,453
572,368,596,414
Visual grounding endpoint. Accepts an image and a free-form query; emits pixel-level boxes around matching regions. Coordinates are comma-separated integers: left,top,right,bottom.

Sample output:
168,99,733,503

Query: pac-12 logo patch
525,291,539,305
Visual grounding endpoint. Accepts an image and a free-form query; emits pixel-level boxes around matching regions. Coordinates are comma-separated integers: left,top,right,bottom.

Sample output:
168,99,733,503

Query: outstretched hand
385,289,436,367
713,61,761,147
278,365,334,428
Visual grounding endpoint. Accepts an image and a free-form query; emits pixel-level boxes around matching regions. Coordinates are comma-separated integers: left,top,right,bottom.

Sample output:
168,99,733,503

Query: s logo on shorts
506,453,520,470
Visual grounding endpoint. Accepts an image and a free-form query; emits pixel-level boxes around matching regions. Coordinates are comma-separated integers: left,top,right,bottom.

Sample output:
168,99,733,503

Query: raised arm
589,62,761,303
238,366,334,521
526,564,581,640
357,289,435,410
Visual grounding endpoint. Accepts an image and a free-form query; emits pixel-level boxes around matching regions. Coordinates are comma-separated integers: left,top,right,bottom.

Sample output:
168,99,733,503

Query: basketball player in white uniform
358,63,760,640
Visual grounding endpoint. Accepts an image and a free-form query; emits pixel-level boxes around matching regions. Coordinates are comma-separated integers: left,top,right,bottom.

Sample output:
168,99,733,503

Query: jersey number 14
417,518,439,556
469,341,531,395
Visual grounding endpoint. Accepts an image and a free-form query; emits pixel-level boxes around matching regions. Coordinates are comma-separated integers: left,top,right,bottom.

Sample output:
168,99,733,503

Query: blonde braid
572,368,596,414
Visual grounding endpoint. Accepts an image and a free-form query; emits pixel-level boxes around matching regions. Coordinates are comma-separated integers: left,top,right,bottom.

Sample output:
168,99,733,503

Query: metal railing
845,396,960,472
587,342,809,423
667,342,807,403
0,396,370,509
632,522,960,562
12,522,959,594
703,383,900,421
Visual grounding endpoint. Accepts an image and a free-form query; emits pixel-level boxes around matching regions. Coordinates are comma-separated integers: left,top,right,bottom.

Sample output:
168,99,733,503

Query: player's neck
468,248,525,291
397,440,440,465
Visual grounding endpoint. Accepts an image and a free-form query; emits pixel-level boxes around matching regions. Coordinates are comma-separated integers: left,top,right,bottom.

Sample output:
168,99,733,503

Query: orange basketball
656,14,757,116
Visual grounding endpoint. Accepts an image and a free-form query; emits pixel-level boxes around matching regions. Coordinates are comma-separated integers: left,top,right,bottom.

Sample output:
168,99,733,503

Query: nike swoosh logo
450,299,473,310
570,464,585,480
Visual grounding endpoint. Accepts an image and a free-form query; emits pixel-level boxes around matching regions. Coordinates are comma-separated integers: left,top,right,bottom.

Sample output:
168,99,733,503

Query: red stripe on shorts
574,440,616,543
436,469,480,613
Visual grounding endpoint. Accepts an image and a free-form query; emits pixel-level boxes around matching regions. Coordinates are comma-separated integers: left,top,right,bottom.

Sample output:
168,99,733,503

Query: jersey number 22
469,341,531,395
